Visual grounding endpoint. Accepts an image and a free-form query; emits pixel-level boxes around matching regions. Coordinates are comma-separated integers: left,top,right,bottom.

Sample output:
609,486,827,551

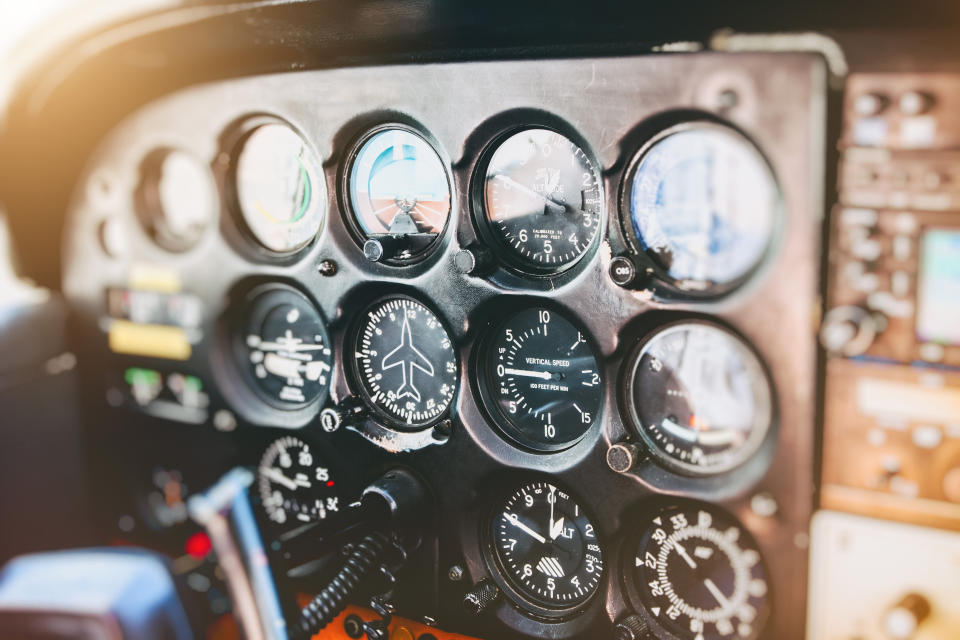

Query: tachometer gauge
236,286,333,409
258,436,341,526
624,123,779,294
628,502,770,639
490,480,604,613
351,296,458,429
480,128,603,274
233,122,326,254
479,307,603,451
346,126,451,262
623,321,773,475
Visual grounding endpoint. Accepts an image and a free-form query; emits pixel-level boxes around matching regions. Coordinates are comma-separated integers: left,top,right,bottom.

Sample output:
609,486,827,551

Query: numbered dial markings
626,322,773,475
632,504,770,640
483,308,603,450
492,481,603,610
353,297,458,429
482,128,603,273
257,437,340,526
239,288,333,408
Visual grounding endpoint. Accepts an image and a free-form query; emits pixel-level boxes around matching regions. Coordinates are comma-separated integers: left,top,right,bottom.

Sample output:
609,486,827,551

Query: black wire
291,531,391,640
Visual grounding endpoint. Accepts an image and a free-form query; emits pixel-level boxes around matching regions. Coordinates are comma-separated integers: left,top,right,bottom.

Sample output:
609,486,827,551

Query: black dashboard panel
60,53,825,639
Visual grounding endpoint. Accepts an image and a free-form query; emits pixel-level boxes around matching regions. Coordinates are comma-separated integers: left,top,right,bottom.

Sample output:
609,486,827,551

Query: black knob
463,580,500,615
454,245,493,276
363,236,407,262
319,398,366,433
607,442,642,474
614,614,652,640
609,256,637,287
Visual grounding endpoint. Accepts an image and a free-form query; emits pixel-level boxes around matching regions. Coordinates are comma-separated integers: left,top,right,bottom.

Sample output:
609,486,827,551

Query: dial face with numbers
481,307,603,451
631,503,770,640
481,128,603,273
491,481,604,612
352,296,459,429
257,436,341,526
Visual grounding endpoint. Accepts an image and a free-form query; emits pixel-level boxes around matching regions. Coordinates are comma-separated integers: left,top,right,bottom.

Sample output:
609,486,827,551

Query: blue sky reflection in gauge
628,126,778,292
348,128,451,239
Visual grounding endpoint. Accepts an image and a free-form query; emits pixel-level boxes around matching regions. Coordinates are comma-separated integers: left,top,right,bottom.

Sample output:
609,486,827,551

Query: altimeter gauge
479,306,603,451
236,286,333,409
628,502,770,639
257,436,341,526
479,128,603,274
490,480,604,613
350,295,458,429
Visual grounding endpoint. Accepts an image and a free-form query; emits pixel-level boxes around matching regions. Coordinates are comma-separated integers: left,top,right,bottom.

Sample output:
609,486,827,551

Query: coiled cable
291,532,391,639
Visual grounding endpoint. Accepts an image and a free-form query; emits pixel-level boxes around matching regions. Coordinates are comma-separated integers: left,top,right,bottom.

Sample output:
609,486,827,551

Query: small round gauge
480,128,603,273
346,126,451,261
236,286,333,409
480,307,603,451
624,123,779,294
490,480,604,612
233,122,326,253
629,503,770,639
257,436,341,526
351,296,458,429
624,321,773,475
137,148,218,252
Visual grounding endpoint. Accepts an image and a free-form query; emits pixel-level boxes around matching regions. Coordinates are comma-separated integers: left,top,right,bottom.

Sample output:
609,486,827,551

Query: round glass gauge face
347,127,451,259
257,436,341,526
352,296,458,429
491,481,604,611
139,149,217,252
234,123,327,253
630,503,770,639
626,125,778,293
626,322,773,475
482,307,603,451
482,128,603,273
238,287,333,409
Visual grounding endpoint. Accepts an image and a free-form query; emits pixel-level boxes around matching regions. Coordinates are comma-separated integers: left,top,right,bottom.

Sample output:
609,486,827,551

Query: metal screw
433,419,453,440
448,565,464,581
421,615,437,626
343,614,365,638
750,491,779,518
317,259,337,276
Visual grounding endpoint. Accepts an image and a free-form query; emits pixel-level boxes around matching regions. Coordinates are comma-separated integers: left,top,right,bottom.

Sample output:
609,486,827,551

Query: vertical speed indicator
479,307,603,451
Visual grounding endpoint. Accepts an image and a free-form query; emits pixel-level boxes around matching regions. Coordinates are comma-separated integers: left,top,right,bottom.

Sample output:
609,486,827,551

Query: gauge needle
256,341,328,352
673,541,698,569
260,467,298,491
550,517,565,541
704,578,732,609
506,513,547,544
504,367,552,380
491,174,565,214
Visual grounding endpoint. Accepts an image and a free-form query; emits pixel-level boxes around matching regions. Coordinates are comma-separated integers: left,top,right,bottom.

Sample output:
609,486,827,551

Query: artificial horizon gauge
628,502,770,639
351,296,458,429
624,123,779,294
346,126,452,261
624,321,773,475
480,307,603,451
257,436,341,526
480,128,603,274
233,122,326,253
236,286,333,409
490,480,604,612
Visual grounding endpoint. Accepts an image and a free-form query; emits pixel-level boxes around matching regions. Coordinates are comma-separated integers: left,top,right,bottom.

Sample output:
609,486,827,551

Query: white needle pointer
704,578,732,609
503,368,553,380
260,467,298,491
506,513,547,544
673,541,698,569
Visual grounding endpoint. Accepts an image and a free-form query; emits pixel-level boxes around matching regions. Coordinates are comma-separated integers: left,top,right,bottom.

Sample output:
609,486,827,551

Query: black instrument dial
491,481,604,612
630,503,770,639
624,321,773,475
481,307,603,451
352,296,458,429
481,128,603,274
237,287,333,409
257,436,341,526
